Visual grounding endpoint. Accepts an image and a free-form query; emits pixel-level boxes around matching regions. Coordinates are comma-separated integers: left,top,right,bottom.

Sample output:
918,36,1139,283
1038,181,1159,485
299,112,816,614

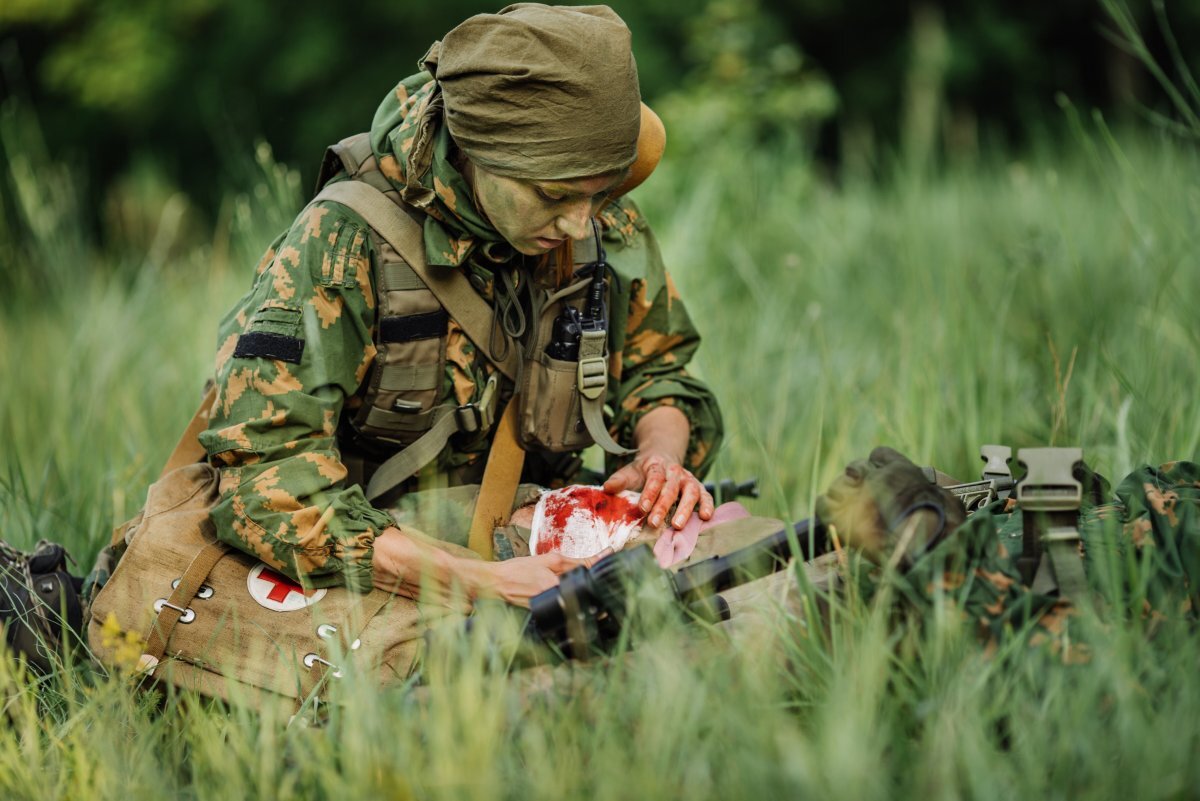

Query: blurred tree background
0,0,1197,252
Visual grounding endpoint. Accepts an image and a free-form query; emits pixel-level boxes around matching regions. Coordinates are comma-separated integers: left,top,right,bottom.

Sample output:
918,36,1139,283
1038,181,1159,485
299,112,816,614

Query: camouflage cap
422,3,641,180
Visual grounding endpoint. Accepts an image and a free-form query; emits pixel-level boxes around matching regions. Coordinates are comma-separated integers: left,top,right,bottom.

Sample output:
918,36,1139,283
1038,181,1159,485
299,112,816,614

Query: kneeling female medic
201,4,723,606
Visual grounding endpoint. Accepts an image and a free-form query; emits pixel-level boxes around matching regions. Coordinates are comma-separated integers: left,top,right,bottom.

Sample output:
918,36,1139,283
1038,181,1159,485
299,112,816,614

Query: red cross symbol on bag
247,564,328,611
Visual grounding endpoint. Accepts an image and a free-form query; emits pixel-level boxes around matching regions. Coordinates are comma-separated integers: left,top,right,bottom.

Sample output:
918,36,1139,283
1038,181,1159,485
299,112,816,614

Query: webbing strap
577,329,634,456
466,399,526,559
138,540,229,672
358,170,394,197
381,261,426,292
1046,529,1088,599
314,181,519,382
364,406,461,501
378,363,441,392
364,403,442,434
364,373,501,501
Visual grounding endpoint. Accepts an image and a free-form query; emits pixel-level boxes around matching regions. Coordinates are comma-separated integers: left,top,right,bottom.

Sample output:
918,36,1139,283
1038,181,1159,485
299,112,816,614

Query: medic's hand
372,527,597,610
604,450,715,531
473,552,602,608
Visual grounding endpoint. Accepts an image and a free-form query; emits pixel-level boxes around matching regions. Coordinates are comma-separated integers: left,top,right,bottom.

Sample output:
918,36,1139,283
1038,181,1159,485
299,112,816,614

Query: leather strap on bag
137,539,228,673
466,398,526,560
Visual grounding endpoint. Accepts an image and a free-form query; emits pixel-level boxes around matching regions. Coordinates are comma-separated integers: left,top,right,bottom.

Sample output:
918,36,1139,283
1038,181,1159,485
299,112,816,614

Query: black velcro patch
234,331,305,364
380,311,449,343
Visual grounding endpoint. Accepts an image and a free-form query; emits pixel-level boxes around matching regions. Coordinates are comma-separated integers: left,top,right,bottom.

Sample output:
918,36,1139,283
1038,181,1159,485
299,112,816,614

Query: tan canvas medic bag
87,389,459,712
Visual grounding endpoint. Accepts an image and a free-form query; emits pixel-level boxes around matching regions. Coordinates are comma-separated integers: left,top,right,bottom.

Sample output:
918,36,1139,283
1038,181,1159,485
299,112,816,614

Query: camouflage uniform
198,75,722,592
857,460,1200,658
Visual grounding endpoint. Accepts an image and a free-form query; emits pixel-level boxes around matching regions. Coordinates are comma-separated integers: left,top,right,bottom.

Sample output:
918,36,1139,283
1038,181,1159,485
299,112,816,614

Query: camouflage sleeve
1106,460,1200,618
600,198,724,478
875,503,1080,661
198,200,394,592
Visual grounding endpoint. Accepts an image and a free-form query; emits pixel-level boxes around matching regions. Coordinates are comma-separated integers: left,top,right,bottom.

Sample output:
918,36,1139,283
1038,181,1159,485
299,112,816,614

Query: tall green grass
1,98,1198,799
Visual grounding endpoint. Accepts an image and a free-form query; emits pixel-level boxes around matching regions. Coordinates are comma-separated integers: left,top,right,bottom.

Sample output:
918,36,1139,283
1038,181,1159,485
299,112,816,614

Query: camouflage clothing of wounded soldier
199,5,723,604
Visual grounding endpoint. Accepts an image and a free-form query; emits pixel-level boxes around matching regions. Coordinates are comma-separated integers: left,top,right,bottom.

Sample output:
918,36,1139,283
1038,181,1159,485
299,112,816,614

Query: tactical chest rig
312,133,632,504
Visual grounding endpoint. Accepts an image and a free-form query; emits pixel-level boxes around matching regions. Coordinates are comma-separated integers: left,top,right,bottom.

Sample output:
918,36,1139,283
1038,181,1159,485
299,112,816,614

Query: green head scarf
368,4,641,267
428,3,641,180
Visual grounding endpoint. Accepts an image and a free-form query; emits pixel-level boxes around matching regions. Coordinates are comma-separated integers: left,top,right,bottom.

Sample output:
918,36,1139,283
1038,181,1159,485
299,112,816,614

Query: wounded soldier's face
468,163,629,255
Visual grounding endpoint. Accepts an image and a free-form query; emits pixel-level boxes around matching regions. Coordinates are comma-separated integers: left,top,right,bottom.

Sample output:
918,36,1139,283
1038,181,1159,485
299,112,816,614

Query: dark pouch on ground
0,540,85,674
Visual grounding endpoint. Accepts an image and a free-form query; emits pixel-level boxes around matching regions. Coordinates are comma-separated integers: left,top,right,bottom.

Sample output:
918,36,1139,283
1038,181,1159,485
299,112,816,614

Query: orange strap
466,399,526,560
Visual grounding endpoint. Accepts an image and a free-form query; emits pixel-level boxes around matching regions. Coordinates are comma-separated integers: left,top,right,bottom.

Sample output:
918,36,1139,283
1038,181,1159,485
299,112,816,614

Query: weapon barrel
671,518,821,605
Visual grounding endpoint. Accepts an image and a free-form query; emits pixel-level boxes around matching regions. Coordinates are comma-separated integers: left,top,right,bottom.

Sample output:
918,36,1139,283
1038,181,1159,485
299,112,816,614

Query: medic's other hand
603,451,715,531
475,552,603,608
372,527,598,610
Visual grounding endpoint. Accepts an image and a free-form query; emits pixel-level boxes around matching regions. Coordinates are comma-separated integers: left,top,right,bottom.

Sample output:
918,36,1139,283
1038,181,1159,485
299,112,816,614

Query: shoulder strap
314,180,519,382
159,385,218,478
466,398,526,560
110,386,219,550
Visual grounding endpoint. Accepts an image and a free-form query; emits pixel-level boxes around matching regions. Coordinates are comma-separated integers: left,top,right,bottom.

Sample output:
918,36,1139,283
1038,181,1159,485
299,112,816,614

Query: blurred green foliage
658,0,838,154
1,0,1198,239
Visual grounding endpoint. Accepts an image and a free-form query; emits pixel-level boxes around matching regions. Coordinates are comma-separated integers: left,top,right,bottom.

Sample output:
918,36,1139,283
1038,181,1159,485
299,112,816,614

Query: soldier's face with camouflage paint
468,164,628,255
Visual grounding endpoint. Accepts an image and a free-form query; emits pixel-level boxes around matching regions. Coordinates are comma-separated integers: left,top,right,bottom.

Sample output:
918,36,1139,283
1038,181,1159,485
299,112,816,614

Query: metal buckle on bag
455,374,498,434
172,578,214,599
303,653,344,679
315,624,361,650
153,599,195,624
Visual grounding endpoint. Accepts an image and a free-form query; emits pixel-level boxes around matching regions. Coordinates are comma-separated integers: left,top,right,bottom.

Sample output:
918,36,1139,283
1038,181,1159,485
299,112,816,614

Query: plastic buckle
455,374,498,434
1016,448,1083,512
978,444,1015,500
455,405,482,434
1043,525,1081,544
980,444,1013,481
577,357,607,401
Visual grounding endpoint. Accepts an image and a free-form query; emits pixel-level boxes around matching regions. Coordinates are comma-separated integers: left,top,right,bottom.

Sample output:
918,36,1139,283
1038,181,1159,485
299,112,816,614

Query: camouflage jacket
863,460,1200,658
198,78,723,593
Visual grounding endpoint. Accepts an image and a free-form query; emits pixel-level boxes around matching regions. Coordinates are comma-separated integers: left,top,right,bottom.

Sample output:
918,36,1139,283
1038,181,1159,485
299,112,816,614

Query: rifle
520,446,1037,661
701,478,760,504
461,446,1080,665
933,445,1016,513
521,518,822,661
